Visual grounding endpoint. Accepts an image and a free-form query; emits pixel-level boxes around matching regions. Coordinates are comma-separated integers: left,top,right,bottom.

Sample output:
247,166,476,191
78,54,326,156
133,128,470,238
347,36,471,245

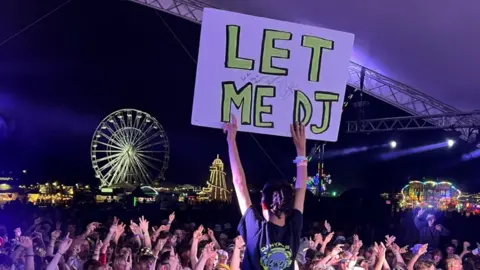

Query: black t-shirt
238,206,303,270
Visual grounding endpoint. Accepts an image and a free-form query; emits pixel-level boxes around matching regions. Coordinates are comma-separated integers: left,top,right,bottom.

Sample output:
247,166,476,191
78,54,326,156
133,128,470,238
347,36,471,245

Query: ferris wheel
91,109,170,187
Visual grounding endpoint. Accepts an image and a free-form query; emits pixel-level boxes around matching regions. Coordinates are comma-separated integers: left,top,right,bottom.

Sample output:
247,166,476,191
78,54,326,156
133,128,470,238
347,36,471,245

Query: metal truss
128,0,480,143
347,63,480,141
346,111,480,134
127,0,210,24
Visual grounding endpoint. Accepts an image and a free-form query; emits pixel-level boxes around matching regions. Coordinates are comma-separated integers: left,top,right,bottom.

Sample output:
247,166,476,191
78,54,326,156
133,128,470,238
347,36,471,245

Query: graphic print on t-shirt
260,242,293,270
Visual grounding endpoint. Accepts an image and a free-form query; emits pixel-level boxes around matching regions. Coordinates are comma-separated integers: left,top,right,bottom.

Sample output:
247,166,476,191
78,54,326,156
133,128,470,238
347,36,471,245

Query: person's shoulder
243,205,262,219
290,209,303,218
288,209,303,225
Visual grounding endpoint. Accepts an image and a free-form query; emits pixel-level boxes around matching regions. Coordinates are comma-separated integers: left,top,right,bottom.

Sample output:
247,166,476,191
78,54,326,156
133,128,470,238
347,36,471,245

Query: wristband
293,156,307,164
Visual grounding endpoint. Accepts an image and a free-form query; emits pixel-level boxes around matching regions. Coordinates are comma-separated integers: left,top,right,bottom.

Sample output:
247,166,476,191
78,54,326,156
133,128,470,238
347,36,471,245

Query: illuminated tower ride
199,155,231,202
296,143,332,196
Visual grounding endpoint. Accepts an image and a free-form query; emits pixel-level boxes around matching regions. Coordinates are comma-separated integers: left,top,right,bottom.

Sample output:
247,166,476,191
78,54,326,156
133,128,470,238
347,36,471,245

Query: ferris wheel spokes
91,109,170,187
93,140,123,151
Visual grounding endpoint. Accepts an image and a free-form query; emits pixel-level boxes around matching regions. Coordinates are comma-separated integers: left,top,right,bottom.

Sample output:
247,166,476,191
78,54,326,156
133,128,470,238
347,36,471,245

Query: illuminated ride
91,109,170,187
294,143,333,196
400,180,461,210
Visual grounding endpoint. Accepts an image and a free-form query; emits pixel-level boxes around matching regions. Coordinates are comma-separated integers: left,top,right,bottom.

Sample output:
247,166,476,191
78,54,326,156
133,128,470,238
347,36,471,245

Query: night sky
0,0,478,193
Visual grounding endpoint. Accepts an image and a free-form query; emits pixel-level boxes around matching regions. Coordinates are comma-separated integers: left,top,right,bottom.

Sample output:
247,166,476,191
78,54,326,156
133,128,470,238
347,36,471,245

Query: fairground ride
399,180,461,211
91,109,170,188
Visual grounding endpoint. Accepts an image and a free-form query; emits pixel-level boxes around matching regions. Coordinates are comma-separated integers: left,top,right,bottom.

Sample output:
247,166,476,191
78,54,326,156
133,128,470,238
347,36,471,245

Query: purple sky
207,0,480,112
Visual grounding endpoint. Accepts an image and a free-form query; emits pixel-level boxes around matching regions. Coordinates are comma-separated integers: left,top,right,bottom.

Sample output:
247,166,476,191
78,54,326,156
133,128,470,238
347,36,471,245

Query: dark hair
261,180,294,218
84,259,102,270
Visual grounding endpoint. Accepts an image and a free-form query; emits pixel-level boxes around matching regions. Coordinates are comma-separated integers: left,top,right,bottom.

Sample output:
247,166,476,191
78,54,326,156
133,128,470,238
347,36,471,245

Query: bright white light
447,139,455,148
389,140,397,149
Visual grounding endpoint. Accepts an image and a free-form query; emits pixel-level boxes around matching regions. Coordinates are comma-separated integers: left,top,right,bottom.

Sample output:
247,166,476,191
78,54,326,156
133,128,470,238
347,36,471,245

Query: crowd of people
0,121,479,270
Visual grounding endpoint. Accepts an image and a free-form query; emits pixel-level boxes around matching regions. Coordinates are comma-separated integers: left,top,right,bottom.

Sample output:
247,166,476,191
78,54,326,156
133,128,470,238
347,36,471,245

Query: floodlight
447,139,455,148
389,140,397,149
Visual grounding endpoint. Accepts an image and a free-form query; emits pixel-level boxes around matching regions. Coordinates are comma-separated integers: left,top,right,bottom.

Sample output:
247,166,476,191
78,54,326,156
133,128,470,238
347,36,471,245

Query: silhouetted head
261,180,294,220
426,214,436,227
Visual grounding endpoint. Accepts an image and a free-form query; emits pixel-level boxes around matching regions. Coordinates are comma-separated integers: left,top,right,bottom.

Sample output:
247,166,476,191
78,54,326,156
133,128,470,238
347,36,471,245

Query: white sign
191,8,354,141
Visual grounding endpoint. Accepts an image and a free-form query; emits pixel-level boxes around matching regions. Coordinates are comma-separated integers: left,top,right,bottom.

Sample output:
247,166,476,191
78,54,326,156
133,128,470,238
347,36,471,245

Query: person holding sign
224,116,307,270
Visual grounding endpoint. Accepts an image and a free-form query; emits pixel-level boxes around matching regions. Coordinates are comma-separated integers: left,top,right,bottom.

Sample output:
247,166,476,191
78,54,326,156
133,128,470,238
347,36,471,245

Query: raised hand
110,217,119,234
31,232,43,241
390,243,400,254
417,208,425,217
290,122,306,156
19,236,33,248
51,230,62,240
193,225,204,241
352,234,359,244
314,233,323,245
375,242,387,257
234,235,245,249
95,239,103,252
324,232,334,244
58,233,73,254
129,221,142,235
86,222,100,234
138,216,149,233
399,245,409,254
418,244,428,255
116,222,126,237
33,217,43,225
223,114,238,142
207,228,215,239
202,242,216,258
168,212,175,224
158,225,169,232
324,220,332,233
385,235,396,247
156,237,167,250
331,244,344,256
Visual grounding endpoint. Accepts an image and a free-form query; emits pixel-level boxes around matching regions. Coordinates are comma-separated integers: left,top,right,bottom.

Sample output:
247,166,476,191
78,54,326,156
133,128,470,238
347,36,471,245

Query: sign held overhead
192,8,354,142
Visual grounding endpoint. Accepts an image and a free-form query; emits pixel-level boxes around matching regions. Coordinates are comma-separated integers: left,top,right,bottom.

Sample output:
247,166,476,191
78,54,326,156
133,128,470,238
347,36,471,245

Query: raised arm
414,209,427,231
291,123,307,213
225,115,252,215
